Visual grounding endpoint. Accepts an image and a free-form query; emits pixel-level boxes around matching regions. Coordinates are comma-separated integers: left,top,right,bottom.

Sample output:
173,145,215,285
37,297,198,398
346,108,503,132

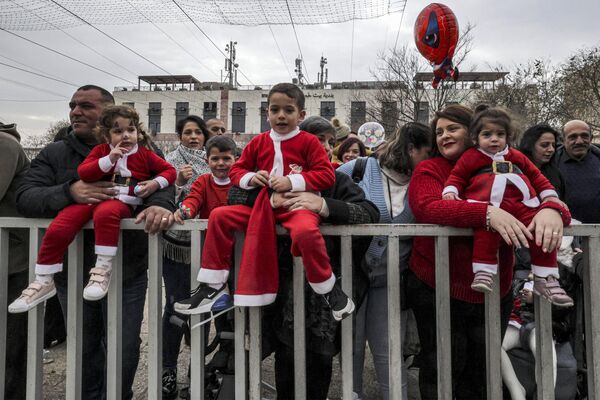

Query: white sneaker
8,281,56,313
83,267,112,301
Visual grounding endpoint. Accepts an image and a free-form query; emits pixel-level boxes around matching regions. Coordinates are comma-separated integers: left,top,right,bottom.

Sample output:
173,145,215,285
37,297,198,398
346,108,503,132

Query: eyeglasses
210,127,226,133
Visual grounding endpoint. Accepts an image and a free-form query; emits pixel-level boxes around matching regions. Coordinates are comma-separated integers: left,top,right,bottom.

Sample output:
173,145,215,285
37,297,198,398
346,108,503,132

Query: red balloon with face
414,3,460,88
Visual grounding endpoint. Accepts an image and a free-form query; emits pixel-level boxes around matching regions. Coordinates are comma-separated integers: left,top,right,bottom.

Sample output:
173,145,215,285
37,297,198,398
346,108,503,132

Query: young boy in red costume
9,106,176,313
442,105,573,307
175,83,355,321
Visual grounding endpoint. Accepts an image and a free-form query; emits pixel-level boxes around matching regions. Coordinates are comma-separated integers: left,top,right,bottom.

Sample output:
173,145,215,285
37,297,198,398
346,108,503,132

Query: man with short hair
206,118,226,138
16,84,175,399
555,120,600,223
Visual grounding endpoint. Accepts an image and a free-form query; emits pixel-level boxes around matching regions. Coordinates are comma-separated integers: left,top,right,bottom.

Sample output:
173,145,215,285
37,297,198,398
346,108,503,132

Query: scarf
163,144,210,264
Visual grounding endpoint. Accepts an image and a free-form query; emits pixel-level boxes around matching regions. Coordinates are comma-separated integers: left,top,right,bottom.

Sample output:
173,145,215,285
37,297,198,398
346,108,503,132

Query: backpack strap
352,157,369,184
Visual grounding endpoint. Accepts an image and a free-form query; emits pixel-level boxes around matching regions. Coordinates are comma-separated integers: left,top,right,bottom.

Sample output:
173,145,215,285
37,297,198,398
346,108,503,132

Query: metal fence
1,217,599,400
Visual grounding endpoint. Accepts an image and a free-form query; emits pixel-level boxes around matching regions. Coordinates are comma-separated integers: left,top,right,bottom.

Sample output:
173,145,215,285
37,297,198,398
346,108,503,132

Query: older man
555,120,600,223
16,85,175,399
206,118,226,138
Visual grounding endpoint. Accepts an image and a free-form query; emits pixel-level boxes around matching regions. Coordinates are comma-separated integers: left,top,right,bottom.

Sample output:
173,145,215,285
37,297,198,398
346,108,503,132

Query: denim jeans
55,269,148,400
5,270,28,400
161,256,190,369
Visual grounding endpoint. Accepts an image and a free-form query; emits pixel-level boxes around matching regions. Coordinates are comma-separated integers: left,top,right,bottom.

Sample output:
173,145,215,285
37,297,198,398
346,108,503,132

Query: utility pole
224,41,239,88
317,56,328,89
294,56,305,87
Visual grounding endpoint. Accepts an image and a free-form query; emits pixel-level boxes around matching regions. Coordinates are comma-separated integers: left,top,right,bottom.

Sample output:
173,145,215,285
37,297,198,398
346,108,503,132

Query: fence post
341,235,354,400
534,292,555,400
234,233,247,399
293,257,307,400
485,272,501,399
107,233,123,399
0,228,8,397
27,228,43,400
147,234,163,400
189,229,204,400
584,235,600,400
434,235,452,400
387,236,403,400
66,233,84,400
248,307,262,399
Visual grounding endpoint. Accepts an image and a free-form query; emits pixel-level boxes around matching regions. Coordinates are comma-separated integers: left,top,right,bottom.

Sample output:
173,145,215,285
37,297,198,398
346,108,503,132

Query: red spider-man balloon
414,3,460,89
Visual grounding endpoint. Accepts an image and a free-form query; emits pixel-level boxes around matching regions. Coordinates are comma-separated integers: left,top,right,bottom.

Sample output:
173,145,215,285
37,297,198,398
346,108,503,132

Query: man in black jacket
16,85,175,399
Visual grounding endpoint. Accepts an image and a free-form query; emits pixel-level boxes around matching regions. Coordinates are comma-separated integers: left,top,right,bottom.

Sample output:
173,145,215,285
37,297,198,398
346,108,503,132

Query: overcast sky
2,0,599,138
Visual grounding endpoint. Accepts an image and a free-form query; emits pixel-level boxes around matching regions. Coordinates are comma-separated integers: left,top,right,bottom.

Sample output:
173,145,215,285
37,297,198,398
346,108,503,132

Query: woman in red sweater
406,105,569,399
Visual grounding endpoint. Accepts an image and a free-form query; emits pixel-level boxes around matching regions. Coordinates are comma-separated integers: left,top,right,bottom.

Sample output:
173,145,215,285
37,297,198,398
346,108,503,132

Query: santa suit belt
110,174,139,187
474,160,523,176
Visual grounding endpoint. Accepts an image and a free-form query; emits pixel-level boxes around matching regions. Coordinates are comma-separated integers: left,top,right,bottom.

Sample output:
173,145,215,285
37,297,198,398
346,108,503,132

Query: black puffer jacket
16,131,176,282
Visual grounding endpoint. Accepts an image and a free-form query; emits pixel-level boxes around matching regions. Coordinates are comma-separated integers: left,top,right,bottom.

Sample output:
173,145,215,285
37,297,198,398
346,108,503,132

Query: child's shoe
83,267,112,301
322,282,355,321
174,283,232,315
471,271,494,293
8,280,56,313
533,275,574,308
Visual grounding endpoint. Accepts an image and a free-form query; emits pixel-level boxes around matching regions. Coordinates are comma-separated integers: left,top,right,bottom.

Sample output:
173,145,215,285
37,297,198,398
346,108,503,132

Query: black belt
474,160,522,176
111,174,139,186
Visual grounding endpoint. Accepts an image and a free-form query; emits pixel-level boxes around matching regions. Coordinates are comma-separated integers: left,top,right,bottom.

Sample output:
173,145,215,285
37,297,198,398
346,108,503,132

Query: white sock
36,273,54,284
95,255,114,271
208,283,222,290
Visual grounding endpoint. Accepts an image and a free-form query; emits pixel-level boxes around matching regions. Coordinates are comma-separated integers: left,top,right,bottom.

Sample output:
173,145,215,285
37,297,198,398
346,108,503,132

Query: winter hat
0,122,21,141
331,117,350,141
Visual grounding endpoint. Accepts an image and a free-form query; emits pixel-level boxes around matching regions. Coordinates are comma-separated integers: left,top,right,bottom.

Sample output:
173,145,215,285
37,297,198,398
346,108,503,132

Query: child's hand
109,142,128,163
250,170,270,187
134,180,160,198
542,196,569,210
443,192,460,200
176,164,193,186
270,176,292,192
173,209,186,224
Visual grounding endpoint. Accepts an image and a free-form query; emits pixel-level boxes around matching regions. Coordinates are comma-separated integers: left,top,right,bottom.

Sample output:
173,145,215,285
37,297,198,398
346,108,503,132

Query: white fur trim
239,172,256,190
271,140,284,178
489,175,507,208
309,273,336,294
472,262,498,274
99,155,114,172
539,189,558,200
532,264,559,278
113,144,138,178
442,185,459,196
197,267,229,284
489,173,540,208
95,245,118,256
35,263,63,274
234,293,277,306
153,176,169,189
116,194,142,205
288,173,306,192
212,175,231,186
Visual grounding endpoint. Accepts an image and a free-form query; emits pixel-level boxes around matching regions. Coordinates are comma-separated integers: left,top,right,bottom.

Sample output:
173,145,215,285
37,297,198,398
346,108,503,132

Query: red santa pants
472,198,557,278
198,205,335,305
35,200,132,274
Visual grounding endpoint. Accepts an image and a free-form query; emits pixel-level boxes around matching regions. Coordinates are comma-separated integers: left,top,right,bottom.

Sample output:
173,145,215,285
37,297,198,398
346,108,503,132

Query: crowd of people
1,82,595,399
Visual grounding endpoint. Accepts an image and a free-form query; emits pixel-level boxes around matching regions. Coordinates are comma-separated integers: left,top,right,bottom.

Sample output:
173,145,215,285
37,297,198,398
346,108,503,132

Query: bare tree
364,22,476,132
22,119,71,148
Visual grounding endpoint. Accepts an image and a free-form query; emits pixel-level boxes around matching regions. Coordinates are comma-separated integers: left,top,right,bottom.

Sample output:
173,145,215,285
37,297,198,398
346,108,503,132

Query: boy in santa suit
442,105,572,307
175,83,355,321
9,106,175,313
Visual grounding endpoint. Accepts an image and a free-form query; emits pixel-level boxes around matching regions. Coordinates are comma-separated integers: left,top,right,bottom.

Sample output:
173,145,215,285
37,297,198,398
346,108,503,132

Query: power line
0,53,68,83
0,61,79,86
393,1,408,51
350,1,356,81
0,99,65,102
258,0,293,81
284,0,310,83
1,77,72,98
170,0,256,86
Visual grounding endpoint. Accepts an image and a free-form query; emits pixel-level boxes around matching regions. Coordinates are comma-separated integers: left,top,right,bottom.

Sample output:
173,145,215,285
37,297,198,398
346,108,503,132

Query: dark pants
273,340,333,400
5,270,28,400
55,269,148,400
161,256,190,369
406,270,513,400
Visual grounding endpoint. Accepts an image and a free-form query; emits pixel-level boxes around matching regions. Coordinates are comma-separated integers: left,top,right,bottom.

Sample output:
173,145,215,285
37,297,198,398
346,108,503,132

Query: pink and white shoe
8,281,56,313
533,275,574,308
471,271,494,293
83,267,112,301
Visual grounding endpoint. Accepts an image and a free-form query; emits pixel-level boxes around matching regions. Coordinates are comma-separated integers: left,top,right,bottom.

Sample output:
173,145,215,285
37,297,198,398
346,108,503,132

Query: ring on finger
552,231,559,235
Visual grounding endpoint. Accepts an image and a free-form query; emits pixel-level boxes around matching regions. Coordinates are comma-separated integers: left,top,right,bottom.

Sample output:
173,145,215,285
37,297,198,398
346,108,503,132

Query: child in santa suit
442,105,573,307
175,83,355,321
9,105,175,313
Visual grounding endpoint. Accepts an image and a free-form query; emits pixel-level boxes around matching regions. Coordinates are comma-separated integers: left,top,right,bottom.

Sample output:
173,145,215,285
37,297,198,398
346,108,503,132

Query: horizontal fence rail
0,217,599,400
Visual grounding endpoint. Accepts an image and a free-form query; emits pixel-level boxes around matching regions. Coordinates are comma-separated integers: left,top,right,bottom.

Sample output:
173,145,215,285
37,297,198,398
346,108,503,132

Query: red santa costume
442,146,560,278
180,173,232,219
198,128,336,306
35,143,176,274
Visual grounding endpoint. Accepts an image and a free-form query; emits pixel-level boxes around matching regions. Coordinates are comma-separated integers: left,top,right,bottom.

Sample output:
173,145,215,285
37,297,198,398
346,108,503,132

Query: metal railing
1,217,599,400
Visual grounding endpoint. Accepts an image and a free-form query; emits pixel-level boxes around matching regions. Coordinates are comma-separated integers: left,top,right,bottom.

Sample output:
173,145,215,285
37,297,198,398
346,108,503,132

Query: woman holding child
407,104,570,398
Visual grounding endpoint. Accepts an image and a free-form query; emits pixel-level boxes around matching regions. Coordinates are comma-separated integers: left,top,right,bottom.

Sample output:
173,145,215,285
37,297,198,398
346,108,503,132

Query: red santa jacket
229,129,335,192
181,174,231,219
78,143,176,205
443,146,557,208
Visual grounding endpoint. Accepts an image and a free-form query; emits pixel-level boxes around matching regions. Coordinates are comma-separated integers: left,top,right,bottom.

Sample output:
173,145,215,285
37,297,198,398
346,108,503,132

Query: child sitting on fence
442,105,573,307
8,105,176,313
174,83,355,321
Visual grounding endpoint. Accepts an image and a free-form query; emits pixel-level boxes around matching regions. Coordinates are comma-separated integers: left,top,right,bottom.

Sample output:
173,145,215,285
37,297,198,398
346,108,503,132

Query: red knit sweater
408,156,570,303
181,174,231,219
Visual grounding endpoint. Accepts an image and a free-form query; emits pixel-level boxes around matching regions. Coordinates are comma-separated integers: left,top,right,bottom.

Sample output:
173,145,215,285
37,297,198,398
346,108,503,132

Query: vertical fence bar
107,233,123,400
27,228,43,400
248,307,262,399
190,229,204,400
434,236,452,400
293,257,306,400
340,235,353,400
534,292,555,400
147,234,163,400
485,272,501,399
584,235,600,399
66,233,83,400
0,228,8,397
387,236,403,400
234,233,247,399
